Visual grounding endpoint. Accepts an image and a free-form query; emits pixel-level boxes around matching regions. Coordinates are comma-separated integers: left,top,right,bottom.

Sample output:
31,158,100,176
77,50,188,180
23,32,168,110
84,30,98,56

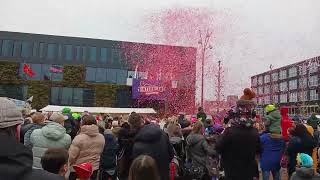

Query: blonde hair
31,112,45,124
129,155,160,180
192,121,204,134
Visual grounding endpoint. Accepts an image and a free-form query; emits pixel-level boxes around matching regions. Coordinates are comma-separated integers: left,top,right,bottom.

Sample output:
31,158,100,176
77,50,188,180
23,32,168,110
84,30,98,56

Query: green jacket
307,115,320,130
264,110,282,134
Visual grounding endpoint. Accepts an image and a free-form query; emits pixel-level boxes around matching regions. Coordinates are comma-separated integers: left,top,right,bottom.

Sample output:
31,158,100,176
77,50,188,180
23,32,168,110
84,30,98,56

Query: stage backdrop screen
132,79,167,100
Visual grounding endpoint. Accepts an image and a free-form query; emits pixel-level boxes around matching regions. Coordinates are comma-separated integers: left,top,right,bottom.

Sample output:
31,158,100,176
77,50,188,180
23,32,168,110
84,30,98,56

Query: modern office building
0,31,197,114
251,56,320,115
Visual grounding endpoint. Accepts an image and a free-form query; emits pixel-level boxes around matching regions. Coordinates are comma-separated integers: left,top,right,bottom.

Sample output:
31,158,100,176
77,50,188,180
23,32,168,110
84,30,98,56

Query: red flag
23,64,35,77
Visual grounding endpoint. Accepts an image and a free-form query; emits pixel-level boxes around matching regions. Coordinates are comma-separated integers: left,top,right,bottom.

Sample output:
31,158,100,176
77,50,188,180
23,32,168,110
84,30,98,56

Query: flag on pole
23,64,35,77
49,65,63,73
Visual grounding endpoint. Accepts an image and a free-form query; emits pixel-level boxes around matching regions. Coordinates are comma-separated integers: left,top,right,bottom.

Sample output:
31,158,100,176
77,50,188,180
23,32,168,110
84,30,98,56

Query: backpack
101,134,119,170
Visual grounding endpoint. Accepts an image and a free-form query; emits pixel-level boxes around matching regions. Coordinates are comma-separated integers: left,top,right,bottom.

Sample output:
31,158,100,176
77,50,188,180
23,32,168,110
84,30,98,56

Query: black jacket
0,134,63,180
132,124,174,180
216,125,261,180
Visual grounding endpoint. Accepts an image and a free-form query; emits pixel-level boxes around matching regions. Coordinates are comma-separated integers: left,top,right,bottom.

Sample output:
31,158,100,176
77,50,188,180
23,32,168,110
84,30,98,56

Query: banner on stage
132,79,167,100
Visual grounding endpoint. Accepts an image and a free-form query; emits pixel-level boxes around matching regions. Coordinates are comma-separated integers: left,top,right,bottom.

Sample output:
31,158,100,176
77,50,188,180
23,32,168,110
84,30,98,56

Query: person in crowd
0,97,63,180
259,130,286,180
287,123,317,177
167,117,183,138
292,109,303,122
41,148,69,177
186,121,216,180
128,155,160,180
62,107,78,139
73,163,93,180
264,104,282,134
30,112,72,169
216,88,261,180
178,113,191,129
197,107,207,122
308,113,320,131
281,107,294,142
68,115,105,180
20,111,35,143
131,113,174,180
290,153,320,180
23,112,46,148
100,129,119,180
304,123,319,174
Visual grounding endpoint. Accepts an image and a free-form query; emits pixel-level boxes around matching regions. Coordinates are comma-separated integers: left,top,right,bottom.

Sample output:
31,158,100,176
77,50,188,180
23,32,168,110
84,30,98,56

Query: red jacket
280,107,293,141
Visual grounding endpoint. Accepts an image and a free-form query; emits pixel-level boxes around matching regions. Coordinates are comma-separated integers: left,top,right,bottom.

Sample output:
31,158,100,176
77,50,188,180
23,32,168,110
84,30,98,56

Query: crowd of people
2,87,320,180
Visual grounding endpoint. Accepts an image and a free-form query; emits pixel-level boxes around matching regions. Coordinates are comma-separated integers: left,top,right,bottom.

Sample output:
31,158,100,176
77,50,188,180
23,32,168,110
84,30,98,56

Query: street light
198,29,213,109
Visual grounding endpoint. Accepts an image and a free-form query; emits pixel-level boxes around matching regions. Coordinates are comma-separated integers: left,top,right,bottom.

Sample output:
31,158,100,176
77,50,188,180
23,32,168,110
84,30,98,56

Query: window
252,88,257,94
258,76,263,85
272,84,279,92
309,64,318,73
273,95,279,103
85,67,96,82
20,63,42,80
89,47,97,62
47,43,57,59
264,75,270,84
0,85,27,100
107,69,117,84
1,40,13,56
264,96,270,104
13,41,21,56
51,87,60,105
82,47,87,61
310,90,318,101
116,69,127,85
280,94,288,103
309,75,318,87
64,45,72,61
264,86,270,94
288,67,297,77
289,92,298,102
50,87,95,106
75,46,81,61
42,64,63,81
32,42,38,57
299,91,308,101
258,87,263,95
298,65,307,75
289,79,297,90
39,42,46,58
61,88,73,105
299,78,308,88
58,44,63,58
279,70,287,80
100,48,108,63
72,88,83,106
112,48,120,64
252,77,257,86
272,72,278,81
95,68,107,82
21,41,32,58
258,98,263,105
280,82,287,92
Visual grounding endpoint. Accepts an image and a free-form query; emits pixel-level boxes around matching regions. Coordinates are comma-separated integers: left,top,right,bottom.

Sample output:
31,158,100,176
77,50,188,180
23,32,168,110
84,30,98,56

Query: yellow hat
265,104,276,113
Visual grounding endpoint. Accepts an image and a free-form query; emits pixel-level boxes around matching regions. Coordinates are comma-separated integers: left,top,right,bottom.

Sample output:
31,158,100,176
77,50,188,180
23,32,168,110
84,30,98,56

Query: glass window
21,41,32,58
75,46,81,61
107,69,117,84
258,76,263,85
288,67,297,77
0,85,28,100
128,71,135,78
272,84,279,92
116,69,127,85
258,98,263,105
85,67,96,82
82,47,87,61
1,40,13,56
13,41,21,56
280,82,287,92
112,49,120,64
299,78,308,88
258,87,263,95
309,61,318,73
89,47,97,62
0,40,2,54
95,68,107,82
289,92,298,102
50,65,63,81
252,77,257,86
47,43,57,60
58,44,63,59
310,90,318,101
264,96,270,104
279,70,287,80
280,94,288,103
32,42,38,57
100,48,108,63
289,79,297,90
264,86,270,94
39,42,46,58
64,45,73,61
20,63,42,80
264,75,270,83
73,88,83,106
272,72,278,81
61,87,73,105
299,91,308,101
309,75,318,87
273,95,279,103
51,87,60,105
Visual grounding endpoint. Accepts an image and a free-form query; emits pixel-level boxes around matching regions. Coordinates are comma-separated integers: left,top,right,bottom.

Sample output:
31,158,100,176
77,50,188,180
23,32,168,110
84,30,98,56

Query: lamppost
198,29,213,109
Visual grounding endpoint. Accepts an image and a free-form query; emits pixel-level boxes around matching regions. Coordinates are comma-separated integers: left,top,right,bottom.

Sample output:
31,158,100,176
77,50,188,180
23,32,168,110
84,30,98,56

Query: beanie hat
62,107,71,114
72,113,81,120
0,97,23,128
73,163,93,179
297,153,313,168
265,104,276,113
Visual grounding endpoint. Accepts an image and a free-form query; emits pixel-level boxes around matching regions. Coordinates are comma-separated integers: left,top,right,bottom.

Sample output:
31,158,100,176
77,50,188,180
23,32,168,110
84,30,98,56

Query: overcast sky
1,0,320,100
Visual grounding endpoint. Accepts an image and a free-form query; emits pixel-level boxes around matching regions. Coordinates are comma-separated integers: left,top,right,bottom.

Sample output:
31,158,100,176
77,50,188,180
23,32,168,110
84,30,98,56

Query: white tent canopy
40,105,157,114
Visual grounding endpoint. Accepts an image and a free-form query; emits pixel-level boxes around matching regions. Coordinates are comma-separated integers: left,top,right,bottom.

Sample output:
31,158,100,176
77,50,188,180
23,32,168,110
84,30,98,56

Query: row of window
85,67,127,85
253,76,319,95
256,90,318,104
252,63,319,86
51,87,95,106
0,39,121,64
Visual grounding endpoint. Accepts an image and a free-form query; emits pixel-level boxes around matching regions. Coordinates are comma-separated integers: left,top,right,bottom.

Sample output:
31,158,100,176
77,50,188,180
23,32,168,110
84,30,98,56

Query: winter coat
259,133,285,171
69,125,105,171
290,167,320,180
30,122,71,169
281,107,294,141
216,125,261,180
0,134,64,180
186,133,216,169
24,123,44,148
287,135,317,176
197,112,207,122
132,124,174,180
264,110,282,134
100,133,119,170
308,115,320,130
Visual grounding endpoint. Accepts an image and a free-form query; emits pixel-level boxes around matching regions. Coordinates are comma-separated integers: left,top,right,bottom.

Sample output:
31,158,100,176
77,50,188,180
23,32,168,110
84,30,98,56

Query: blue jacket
259,133,285,171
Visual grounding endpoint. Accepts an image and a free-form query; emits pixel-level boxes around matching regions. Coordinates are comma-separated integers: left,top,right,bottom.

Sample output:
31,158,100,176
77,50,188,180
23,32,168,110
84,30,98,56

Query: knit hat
73,163,93,179
297,153,313,168
49,112,68,124
0,97,23,128
62,107,71,114
265,104,276,113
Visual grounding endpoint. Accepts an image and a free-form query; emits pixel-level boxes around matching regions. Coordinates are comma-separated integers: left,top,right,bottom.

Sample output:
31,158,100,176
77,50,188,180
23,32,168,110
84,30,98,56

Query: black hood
0,134,33,180
135,124,162,143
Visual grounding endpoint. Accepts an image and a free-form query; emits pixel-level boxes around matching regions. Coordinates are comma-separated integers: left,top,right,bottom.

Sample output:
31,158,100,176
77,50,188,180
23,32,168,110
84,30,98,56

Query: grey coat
186,133,216,168
24,124,44,148
290,168,320,180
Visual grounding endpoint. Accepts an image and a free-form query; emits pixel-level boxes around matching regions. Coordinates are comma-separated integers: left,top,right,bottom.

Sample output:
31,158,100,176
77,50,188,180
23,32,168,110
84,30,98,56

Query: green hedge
63,65,85,86
95,84,117,107
27,81,50,110
0,61,19,81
